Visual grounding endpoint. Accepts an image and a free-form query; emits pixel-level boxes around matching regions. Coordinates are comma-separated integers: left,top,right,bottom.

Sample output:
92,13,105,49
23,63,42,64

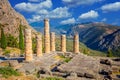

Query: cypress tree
1,28,7,49
19,25,24,50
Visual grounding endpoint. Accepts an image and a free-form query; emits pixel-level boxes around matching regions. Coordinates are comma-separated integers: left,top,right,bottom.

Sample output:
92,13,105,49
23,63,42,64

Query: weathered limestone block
24,29,33,61
44,19,50,53
50,32,55,51
61,35,66,52
73,34,79,53
36,34,42,57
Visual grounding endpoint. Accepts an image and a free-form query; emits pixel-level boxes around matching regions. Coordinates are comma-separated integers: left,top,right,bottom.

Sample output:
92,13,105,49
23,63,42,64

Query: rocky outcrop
0,0,37,37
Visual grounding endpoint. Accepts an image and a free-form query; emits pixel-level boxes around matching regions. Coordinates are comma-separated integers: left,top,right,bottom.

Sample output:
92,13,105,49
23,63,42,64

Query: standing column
36,34,42,57
44,19,50,53
50,32,55,51
73,34,79,53
61,35,66,52
24,29,33,61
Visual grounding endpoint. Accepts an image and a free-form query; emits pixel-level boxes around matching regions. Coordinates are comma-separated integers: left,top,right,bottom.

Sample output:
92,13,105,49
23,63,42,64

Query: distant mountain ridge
54,22,120,52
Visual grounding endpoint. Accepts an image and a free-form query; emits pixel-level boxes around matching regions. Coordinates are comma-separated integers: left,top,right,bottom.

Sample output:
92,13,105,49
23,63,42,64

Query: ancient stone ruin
24,18,80,61
73,33,79,53
36,34,42,57
1,18,120,80
44,19,50,53
24,29,33,61
50,32,55,52
61,35,66,53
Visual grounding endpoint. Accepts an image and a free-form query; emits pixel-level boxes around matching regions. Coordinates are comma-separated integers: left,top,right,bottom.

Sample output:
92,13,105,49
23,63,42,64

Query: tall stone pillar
44,19,50,53
24,29,33,61
61,35,66,52
36,34,42,57
73,34,79,53
50,32,55,51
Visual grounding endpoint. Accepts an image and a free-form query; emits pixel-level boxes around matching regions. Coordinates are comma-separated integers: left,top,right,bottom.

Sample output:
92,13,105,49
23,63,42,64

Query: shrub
60,55,71,63
0,67,20,78
3,49,10,56
83,49,89,54
107,49,113,57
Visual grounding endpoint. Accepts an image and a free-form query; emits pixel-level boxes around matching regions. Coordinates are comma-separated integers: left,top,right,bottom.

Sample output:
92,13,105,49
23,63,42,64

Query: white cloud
101,18,107,22
46,7,71,18
28,0,40,2
14,0,52,12
28,15,42,23
37,9,48,14
79,10,99,19
60,18,75,24
63,0,72,2
101,2,120,12
62,0,103,7
28,7,71,23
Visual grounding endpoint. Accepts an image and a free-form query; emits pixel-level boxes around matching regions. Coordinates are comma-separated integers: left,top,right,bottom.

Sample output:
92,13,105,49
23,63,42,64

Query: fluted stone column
24,29,33,61
50,32,55,51
44,19,50,53
61,35,66,52
36,34,42,57
73,34,79,53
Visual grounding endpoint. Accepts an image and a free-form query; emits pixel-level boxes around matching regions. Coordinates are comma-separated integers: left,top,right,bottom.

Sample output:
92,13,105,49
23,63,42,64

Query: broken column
24,29,33,61
73,34,79,53
44,19,50,53
61,35,66,52
36,34,42,57
50,32,55,52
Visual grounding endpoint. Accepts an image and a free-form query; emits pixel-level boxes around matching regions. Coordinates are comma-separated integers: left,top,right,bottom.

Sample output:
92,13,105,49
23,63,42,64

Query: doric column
36,34,42,57
61,35,66,52
24,29,33,61
50,32,55,51
73,34,79,53
44,19,50,53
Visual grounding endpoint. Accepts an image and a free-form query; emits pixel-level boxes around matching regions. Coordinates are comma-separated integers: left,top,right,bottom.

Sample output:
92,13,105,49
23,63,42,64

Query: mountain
55,22,120,52
0,0,37,37
94,29,120,51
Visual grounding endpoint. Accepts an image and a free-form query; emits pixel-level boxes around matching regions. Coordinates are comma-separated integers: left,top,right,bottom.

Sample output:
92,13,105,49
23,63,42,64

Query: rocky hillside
55,22,120,51
94,29,120,51
0,0,37,37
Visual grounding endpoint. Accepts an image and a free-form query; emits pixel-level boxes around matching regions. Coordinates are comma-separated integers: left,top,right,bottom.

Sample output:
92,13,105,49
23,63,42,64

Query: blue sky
9,0,120,26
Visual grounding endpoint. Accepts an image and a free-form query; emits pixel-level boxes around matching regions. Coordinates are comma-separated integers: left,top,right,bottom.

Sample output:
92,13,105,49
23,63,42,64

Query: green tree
7,34,18,48
19,25,24,50
1,28,7,49
107,49,113,57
